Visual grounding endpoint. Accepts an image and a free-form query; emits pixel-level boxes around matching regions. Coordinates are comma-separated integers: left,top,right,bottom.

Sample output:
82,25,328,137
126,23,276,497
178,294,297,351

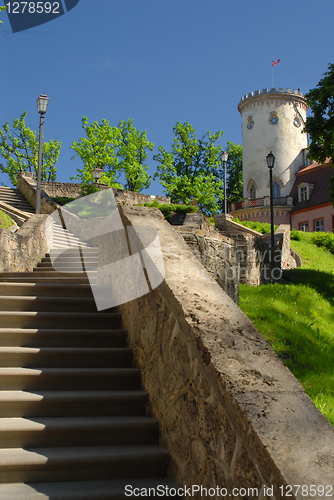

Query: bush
291,230,302,241
232,217,278,234
311,231,334,255
140,202,198,218
79,184,100,197
53,197,76,206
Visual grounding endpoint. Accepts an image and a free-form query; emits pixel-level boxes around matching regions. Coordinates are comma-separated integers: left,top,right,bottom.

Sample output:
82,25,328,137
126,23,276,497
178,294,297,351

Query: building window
272,182,281,197
249,185,256,199
300,186,308,201
314,219,324,232
299,222,308,232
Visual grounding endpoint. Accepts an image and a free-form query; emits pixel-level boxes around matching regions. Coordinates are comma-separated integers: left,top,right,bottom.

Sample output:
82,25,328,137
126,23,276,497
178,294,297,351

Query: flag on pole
272,59,281,66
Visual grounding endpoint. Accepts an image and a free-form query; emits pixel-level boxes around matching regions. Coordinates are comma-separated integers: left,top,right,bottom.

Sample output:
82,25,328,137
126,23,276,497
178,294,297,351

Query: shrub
140,202,198,218
232,217,278,234
79,184,100,197
311,231,334,255
291,230,302,241
53,196,76,206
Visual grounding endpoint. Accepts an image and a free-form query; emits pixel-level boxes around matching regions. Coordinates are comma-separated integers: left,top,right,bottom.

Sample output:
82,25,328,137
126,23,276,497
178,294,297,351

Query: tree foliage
216,141,243,211
153,122,224,215
70,117,122,188
0,111,61,185
304,63,334,164
71,117,154,192
118,119,153,191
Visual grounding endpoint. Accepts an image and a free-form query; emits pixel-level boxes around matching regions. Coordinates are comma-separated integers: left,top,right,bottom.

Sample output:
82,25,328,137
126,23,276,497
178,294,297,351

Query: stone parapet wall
117,205,334,500
17,173,60,215
0,214,50,272
174,227,240,303
41,181,82,199
38,179,171,206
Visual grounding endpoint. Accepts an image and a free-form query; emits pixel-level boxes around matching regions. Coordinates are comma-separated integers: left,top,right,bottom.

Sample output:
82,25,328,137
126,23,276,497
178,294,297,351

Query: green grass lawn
0,210,14,229
239,232,334,426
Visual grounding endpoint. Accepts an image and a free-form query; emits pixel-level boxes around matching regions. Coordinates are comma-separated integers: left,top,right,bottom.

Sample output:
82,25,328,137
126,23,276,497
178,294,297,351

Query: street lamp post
92,167,104,184
36,93,49,214
266,151,275,249
221,151,228,214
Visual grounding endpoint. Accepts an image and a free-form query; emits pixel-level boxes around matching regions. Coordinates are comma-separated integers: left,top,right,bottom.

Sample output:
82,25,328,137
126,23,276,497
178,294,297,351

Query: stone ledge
118,205,334,499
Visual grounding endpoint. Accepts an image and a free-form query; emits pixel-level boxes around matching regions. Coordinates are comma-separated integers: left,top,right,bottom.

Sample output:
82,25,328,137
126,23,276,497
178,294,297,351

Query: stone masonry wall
39,179,171,206
117,206,334,500
175,227,240,303
0,214,51,272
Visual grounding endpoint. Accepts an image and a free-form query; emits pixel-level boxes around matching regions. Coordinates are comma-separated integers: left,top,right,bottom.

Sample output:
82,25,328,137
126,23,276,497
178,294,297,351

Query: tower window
249,185,256,199
272,182,280,197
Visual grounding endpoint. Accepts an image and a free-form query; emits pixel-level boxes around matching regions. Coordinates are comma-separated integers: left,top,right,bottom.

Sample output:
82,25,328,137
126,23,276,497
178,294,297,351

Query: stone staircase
0,225,175,498
0,186,35,226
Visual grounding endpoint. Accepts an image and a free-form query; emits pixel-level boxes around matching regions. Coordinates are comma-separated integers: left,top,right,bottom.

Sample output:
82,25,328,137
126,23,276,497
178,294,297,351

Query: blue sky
1,0,333,196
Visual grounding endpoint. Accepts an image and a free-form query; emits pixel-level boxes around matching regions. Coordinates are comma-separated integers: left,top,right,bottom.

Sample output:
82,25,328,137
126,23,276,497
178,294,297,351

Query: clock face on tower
269,116,279,125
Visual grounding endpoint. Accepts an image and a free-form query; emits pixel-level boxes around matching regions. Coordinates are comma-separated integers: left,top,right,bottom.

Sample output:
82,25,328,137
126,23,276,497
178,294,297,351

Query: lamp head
266,151,275,169
92,167,103,182
221,151,228,163
37,93,49,115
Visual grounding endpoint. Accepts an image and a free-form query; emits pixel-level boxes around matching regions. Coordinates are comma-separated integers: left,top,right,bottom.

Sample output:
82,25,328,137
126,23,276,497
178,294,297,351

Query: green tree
0,111,61,185
226,141,243,205
118,119,153,191
304,63,334,164
153,122,224,215
70,116,122,188
71,117,153,192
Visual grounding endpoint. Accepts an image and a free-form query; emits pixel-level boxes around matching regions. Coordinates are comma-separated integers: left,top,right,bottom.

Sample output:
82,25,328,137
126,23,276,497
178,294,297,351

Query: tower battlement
240,88,304,102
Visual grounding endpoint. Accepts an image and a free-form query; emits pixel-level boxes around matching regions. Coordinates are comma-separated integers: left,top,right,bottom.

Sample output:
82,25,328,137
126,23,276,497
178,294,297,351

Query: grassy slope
239,233,334,426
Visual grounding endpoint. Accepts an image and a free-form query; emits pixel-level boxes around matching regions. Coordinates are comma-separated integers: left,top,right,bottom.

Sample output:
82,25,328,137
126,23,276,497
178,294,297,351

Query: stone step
0,416,158,448
0,390,148,418
0,271,94,279
0,283,95,298
37,260,98,268
0,367,141,391
0,296,106,312
0,277,93,284
0,328,127,347
33,266,97,273
0,445,169,483
0,347,133,368
0,311,121,329
0,477,182,500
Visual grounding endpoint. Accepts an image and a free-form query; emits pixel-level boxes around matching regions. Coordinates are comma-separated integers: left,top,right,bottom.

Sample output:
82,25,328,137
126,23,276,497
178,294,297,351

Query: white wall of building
238,89,308,200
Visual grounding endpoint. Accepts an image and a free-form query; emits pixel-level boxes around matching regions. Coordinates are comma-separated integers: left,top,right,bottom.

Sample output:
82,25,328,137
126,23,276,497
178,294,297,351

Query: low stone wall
174,227,240,303
117,206,334,500
41,181,82,199
39,179,171,206
17,173,60,215
0,214,51,272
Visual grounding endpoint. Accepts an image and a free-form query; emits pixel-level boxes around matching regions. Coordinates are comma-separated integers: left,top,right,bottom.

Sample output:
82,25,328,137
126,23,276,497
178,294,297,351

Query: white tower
238,88,308,201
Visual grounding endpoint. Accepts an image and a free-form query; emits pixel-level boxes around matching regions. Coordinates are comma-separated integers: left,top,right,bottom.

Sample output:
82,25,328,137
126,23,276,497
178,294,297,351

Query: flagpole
272,64,274,87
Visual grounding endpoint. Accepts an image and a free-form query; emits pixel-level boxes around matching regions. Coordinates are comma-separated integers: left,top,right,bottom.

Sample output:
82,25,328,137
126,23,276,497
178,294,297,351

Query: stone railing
115,206,334,499
230,197,293,211
17,172,60,215
0,214,51,272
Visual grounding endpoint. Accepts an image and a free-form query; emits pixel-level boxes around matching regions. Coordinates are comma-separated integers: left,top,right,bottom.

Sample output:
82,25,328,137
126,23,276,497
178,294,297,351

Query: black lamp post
221,151,228,214
266,151,275,249
36,93,49,214
92,167,103,184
